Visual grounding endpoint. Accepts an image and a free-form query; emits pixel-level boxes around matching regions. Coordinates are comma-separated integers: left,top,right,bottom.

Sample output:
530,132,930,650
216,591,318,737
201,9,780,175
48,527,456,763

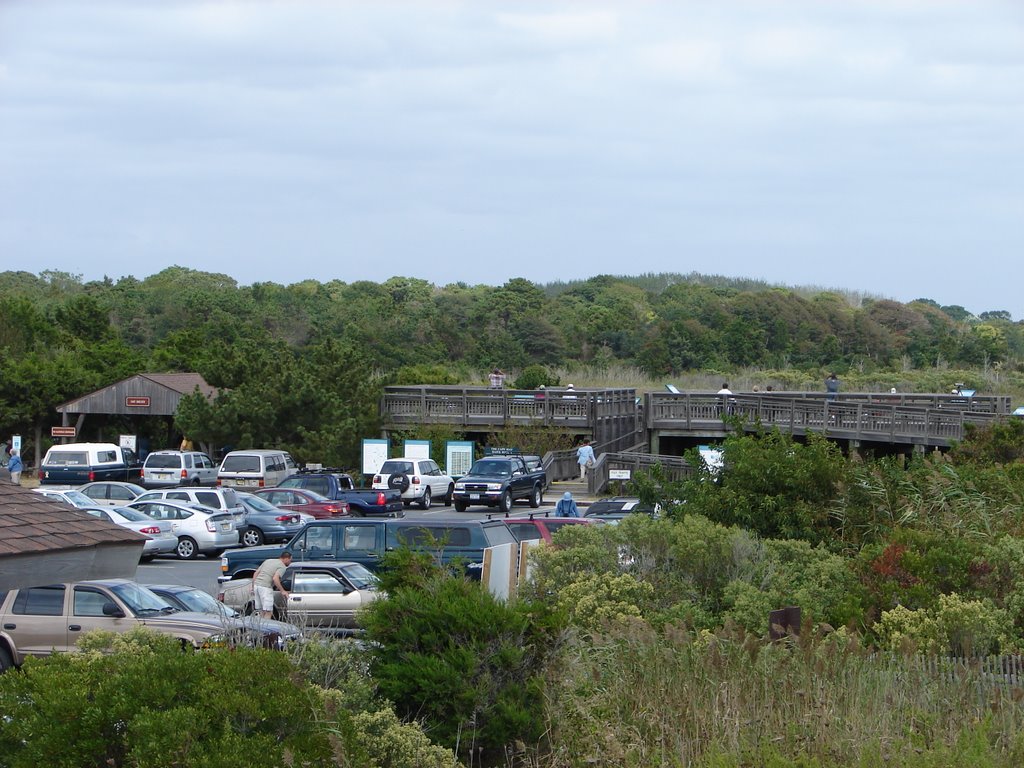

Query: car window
221,455,261,473
506,522,542,541
195,492,222,508
108,486,137,501
199,454,214,469
12,585,65,615
45,451,88,466
397,526,471,547
295,525,334,553
545,521,579,535
342,525,378,551
97,450,118,463
283,454,297,470
167,492,190,501
380,461,414,475
111,506,150,523
292,572,346,594
85,509,113,522
482,524,518,547
74,587,116,617
339,563,378,589
145,454,182,469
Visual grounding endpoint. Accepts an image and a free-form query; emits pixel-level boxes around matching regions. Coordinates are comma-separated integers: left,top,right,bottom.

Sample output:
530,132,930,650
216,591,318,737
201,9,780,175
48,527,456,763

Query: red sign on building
125,396,151,407
51,426,77,437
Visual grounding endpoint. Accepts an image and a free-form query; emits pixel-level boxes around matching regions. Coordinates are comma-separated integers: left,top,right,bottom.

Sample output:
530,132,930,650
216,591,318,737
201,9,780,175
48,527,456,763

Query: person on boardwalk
7,449,23,485
576,439,596,481
825,373,840,400
253,550,292,619
488,368,506,388
555,491,580,518
717,383,732,395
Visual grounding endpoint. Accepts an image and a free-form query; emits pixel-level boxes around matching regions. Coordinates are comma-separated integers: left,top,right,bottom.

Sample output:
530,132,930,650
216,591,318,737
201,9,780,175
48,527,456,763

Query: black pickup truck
452,455,547,513
218,518,518,581
278,470,404,517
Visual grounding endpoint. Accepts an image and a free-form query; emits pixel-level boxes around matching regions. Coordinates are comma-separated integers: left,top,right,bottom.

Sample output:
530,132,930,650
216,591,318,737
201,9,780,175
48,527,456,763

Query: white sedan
127,499,239,560
81,505,178,560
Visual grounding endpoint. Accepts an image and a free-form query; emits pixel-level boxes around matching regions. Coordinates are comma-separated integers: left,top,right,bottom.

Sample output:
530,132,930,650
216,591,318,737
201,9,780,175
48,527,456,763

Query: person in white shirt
717,383,733,395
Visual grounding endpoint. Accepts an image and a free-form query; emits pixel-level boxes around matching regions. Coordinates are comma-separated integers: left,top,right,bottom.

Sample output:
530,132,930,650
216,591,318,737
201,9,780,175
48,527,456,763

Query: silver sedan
81,505,178,560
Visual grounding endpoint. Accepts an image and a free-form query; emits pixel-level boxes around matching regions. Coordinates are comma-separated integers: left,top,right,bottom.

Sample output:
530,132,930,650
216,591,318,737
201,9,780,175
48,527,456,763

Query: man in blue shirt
8,449,23,485
576,439,596,481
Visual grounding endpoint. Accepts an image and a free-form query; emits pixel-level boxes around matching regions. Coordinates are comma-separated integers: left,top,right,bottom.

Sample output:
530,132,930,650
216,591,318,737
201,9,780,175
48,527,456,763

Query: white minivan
217,449,298,490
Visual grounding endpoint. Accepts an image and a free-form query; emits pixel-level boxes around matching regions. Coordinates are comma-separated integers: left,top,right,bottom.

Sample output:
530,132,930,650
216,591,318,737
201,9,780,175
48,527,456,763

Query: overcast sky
1,1,1022,318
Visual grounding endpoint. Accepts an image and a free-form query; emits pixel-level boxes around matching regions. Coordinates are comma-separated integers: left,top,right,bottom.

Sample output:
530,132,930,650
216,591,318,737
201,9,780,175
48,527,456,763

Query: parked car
77,481,147,506
132,487,246,529
31,487,96,509
235,491,313,547
452,455,547,513
251,487,350,519
127,499,239,560
583,497,662,524
142,450,219,488
371,458,455,509
220,518,518,581
279,470,404,517
146,583,301,641
217,449,298,490
502,514,591,543
39,442,142,485
218,561,381,631
0,580,261,670
81,505,178,560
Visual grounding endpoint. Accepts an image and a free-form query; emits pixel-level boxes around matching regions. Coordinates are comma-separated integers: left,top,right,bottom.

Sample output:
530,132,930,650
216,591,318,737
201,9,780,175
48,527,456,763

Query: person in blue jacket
576,439,596,480
555,491,579,518
8,449,23,485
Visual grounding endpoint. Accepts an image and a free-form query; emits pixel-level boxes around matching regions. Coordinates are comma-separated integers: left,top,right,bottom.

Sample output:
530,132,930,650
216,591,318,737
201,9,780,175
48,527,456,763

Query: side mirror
102,602,125,618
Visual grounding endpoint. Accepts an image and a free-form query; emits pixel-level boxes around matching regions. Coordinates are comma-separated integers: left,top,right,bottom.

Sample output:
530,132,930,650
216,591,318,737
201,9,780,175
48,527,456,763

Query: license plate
220,522,231,531
470,494,480,500
156,472,171,479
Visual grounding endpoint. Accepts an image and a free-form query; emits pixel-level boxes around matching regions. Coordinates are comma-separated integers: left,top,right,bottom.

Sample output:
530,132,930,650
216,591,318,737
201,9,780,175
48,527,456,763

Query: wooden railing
646,392,1008,448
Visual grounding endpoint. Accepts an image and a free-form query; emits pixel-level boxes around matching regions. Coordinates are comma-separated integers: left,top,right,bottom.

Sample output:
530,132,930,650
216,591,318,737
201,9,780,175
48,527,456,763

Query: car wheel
419,488,431,510
139,554,155,563
529,484,542,509
498,490,513,515
444,484,454,506
0,645,13,673
454,501,468,513
176,536,198,560
191,477,202,486
241,527,264,547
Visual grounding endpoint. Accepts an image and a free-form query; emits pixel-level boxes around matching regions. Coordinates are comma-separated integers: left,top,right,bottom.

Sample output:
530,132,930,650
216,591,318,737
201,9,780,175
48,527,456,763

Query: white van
217,449,298,490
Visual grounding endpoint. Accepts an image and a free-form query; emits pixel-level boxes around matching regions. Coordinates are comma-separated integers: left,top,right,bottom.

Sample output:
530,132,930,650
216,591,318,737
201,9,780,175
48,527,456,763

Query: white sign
119,434,137,454
404,440,431,460
361,439,389,475
445,441,474,478
609,469,631,480
11,435,22,453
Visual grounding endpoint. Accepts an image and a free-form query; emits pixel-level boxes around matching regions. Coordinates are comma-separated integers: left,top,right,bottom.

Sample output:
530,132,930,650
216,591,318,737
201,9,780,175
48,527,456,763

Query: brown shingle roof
138,373,218,399
0,484,146,557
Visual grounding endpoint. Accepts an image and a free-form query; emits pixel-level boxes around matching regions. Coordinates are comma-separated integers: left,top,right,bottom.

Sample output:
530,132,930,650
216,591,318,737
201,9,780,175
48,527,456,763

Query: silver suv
142,451,218,488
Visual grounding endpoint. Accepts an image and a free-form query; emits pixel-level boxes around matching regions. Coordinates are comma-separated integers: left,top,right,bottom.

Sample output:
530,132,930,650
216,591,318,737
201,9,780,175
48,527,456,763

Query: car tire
0,645,13,673
191,477,202,486
176,536,198,560
139,554,155,563
419,488,431,510
444,484,454,506
498,490,513,515
387,474,411,493
243,601,255,616
529,484,542,509
454,500,468,513
241,527,264,547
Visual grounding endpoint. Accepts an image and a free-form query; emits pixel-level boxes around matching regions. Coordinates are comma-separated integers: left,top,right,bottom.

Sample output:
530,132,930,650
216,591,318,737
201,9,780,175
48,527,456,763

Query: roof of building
56,372,218,415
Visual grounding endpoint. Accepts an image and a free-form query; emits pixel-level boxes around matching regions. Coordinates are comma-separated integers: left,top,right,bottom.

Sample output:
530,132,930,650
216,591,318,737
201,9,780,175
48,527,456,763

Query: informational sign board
119,434,137,454
609,469,631,480
483,446,518,456
404,440,431,460
445,441,474,478
12,435,22,452
361,439,389,476
125,396,151,407
51,427,76,438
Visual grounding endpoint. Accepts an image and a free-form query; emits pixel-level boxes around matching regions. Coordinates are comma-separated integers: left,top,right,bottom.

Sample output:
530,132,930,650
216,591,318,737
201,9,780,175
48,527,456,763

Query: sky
1,1,1022,319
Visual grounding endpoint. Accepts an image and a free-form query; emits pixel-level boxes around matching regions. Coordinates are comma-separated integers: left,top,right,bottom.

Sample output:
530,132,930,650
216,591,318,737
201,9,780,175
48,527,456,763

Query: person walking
576,439,596,481
555,491,579,517
7,449,23,485
252,550,293,619
825,373,840,400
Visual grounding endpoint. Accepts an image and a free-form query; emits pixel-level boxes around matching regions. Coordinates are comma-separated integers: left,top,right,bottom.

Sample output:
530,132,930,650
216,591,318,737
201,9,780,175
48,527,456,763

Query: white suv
143,451,218,488
372,458,455,510
132,487,246,529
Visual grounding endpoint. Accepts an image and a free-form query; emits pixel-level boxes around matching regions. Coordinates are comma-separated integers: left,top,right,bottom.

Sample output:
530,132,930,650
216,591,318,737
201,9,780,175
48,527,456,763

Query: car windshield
172,588,235,617
61,490,95,508
380,461,414,474
109,506,153,523
110,582,177,616
469,460,511,477
221,455,261,472
238,493,278,513
340,564,379,590
145,454,182,469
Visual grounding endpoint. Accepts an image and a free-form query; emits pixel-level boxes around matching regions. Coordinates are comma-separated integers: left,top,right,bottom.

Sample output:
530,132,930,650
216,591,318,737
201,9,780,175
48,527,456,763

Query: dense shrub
513,364,560,390
874,593,1020,656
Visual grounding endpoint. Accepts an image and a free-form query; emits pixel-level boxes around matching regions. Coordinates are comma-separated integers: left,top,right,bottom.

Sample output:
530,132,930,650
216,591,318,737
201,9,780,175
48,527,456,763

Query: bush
874,593,1020,656
360,569,554,759
0,629,333,768
513,364,560,390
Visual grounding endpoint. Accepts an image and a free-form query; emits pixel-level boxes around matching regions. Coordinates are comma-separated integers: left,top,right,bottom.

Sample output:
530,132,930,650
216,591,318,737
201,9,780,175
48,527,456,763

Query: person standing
7,449,23,485
252,550,292,619
555,491,580,517
488,368,506,388
825,373,840,400
576,439,596,481
717,383,732,395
